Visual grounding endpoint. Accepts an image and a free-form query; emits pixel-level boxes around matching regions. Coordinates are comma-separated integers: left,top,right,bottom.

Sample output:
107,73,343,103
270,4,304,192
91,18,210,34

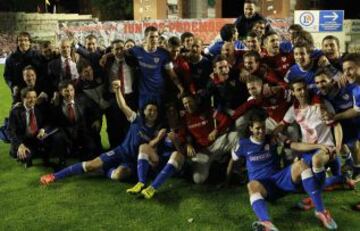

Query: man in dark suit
103,39,137,148
51,80,97,165
48,39,79,96
8,87,64,168
75,34,105,80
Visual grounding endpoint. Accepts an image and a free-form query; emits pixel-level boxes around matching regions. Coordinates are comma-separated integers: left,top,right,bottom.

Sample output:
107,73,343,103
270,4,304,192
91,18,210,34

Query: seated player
40,80,164,185
126,103,184,199
314,67,360,182
232,110,338,230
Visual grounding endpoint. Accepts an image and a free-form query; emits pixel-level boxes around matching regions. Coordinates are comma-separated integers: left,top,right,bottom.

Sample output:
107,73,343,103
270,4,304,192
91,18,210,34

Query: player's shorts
99,146,136,173
151,138,175,174
258,166,301,201
298,150,318,167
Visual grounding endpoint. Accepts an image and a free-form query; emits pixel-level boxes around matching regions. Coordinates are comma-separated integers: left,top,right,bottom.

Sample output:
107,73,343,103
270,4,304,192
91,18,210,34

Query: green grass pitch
0,64,359,230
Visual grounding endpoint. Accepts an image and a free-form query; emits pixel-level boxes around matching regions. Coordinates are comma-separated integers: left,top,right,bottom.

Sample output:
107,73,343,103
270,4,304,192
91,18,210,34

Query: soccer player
313,68,358,189
262,31,295,79
165,36,193,98
284,42,340,90
40,80,163,185
205,55,249,122
321,35,342,71
274,78,342,165
126,26,184,109
188,38,213,96
327,54,360,180
240,51,287,88
205,24,242,57
178,94,238,184
180,32,194,56
232,111,338,230
126,130,182,199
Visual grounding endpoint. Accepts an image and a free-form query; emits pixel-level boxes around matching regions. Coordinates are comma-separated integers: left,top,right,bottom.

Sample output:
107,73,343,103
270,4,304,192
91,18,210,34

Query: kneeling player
40,80,164,185
233,111,338,230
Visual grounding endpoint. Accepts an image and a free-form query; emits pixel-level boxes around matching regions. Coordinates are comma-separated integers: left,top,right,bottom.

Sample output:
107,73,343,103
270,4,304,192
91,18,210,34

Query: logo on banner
300,12,315,26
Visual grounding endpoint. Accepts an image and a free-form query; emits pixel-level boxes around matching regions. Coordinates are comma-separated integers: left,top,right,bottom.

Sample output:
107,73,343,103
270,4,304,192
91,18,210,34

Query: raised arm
112,80,135,121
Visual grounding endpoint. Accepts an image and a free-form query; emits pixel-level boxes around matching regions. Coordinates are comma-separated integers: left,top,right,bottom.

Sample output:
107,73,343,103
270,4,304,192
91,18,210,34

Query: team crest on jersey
342,94,350,101
154,57,160,64
264,144,270,151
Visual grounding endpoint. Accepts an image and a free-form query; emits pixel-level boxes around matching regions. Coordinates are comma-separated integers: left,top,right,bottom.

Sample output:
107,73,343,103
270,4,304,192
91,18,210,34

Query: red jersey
232,88,292,123
173,56,195,94
178,108,232,150
262,52,295,80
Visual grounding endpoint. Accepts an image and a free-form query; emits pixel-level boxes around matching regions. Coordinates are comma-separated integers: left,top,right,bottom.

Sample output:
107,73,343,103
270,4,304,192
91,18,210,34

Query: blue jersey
232,136,280,181
353,85,360,112
120,114,160,161
206,40,246,57
128,46,172,96
284,63,318,89
318,84,356,113
280,40,292,53
317,84,360,144
207,41,224,57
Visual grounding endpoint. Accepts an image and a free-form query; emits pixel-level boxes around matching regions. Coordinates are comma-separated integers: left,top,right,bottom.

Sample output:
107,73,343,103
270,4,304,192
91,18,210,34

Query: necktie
118,62,125,94
65,58,71,80
67,103,76,123
29,109,38,135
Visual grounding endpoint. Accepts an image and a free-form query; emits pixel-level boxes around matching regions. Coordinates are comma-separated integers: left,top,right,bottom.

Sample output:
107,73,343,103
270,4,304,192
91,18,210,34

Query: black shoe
24,159,33,168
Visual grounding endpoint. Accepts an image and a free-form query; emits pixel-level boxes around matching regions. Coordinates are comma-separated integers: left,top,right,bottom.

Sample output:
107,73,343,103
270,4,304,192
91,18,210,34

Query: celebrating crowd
3,1,360,230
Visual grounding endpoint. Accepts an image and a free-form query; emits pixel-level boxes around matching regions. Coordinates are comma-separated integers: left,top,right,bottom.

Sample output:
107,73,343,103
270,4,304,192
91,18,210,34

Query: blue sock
137,158,150,184
152,163,176,189
54,162,85,180
105,167,116,180
329,156,342,176
324,175,345,188
250,193,270,221
312,167,326,186
301,169,325,212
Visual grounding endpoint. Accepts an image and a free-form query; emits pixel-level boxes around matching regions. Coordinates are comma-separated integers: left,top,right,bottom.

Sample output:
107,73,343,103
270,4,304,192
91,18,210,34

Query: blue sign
319,10,344,32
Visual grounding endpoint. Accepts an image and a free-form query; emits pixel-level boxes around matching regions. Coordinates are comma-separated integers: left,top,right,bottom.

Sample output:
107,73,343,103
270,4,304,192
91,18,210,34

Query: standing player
40,80,163,184
284,42,340,90
262,31,295,79
327,54,360,180
126,26,184,109
232,111,338,230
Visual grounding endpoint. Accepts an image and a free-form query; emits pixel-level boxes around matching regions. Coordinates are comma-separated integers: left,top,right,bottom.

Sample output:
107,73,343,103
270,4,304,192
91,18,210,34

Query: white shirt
110,59,133,94
61,56,79,80
283,99,335,146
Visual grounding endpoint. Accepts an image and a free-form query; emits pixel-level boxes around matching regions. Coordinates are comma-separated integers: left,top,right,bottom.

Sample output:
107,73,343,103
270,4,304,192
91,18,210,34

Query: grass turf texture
0,64,359,231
